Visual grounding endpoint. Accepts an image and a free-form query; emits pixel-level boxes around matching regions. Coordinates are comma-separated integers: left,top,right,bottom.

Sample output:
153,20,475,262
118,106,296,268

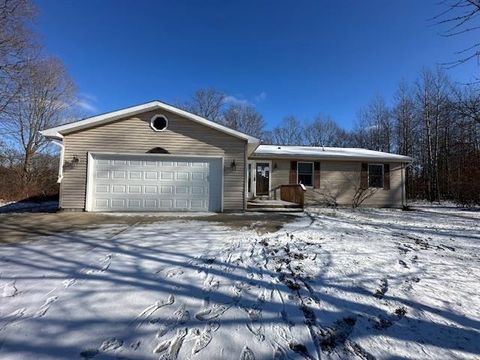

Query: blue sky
35,0,478,130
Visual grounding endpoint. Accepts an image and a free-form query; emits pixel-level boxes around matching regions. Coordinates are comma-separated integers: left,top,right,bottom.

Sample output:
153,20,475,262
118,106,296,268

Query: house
40,100,412,212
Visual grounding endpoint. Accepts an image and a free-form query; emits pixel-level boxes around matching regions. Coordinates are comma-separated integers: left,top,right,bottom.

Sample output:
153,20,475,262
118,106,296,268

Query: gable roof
252,145,412,162
40,100,260,146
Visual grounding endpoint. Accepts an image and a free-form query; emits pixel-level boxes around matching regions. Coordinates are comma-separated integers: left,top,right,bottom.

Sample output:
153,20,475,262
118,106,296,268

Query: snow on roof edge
252,145,412,162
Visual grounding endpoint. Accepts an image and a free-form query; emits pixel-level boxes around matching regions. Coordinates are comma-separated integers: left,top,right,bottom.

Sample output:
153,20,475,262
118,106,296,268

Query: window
368,164,384,188
297,162,313,186
150,114,168,131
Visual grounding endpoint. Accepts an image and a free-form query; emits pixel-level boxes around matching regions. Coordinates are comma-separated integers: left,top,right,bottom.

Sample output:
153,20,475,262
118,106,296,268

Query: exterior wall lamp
64,155,79,170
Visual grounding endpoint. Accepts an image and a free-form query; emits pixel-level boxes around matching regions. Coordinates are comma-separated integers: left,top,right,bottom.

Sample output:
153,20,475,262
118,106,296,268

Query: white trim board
40,100,260,147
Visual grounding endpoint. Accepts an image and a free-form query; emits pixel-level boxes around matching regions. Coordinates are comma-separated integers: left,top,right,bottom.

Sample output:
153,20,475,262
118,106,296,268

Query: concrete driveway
0,211,299,243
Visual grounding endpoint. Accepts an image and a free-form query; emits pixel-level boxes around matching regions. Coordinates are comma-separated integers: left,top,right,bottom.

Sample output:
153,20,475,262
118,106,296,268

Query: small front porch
246,159,306,212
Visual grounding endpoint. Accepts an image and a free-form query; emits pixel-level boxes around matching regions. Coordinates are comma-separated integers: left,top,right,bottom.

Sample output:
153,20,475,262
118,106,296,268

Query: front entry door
255,162,270,196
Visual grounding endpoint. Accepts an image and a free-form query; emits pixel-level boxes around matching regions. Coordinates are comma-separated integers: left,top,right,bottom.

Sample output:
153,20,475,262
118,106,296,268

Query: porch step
248,202,301,209
247,199,303,212
246,207,304,213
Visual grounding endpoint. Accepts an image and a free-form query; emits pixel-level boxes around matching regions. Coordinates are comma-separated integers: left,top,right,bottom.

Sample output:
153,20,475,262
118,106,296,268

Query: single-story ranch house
40,100,412,212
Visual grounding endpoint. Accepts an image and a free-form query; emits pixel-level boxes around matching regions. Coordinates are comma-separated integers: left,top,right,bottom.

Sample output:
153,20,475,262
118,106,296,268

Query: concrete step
246,207,304,213
247,202,301,209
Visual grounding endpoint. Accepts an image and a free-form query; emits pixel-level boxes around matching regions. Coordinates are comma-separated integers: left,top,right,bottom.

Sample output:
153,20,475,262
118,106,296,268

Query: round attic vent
150,114,168,131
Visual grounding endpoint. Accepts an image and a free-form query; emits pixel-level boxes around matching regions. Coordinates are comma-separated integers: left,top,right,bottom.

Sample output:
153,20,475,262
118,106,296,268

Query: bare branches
434,1,480,70
222,104,265,138
269,116,305,145
304,115,349,147
1,57,75,174
0,0,37,113
179,88,226,122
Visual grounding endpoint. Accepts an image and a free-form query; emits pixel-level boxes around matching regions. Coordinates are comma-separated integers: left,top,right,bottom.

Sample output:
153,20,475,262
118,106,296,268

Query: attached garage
40,100,259,212
86,153,223,212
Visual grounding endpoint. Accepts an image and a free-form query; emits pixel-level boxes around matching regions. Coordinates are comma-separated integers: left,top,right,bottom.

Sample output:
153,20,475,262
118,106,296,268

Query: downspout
401,162,406,208
51,139,64,183
244,141,248,211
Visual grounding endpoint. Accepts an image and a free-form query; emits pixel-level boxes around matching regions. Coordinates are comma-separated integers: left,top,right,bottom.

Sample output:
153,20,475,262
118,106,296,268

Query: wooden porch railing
277,184,306,208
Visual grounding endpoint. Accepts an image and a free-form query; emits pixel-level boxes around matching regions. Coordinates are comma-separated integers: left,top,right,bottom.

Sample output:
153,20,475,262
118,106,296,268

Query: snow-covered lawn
0,207,479,359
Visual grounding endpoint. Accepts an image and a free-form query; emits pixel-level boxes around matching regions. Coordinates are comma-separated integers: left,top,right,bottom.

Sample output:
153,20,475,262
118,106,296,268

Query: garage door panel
95,198,109,208
89,154,222,212
145,199,158,208
160,199,173,208
128,185,141,194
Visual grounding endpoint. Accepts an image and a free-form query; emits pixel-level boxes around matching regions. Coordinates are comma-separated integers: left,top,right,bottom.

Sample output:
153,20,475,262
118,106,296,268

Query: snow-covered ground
0,206,479,359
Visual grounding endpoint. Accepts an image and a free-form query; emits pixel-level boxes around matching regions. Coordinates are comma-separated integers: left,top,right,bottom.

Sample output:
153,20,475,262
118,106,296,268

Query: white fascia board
40,100,260,144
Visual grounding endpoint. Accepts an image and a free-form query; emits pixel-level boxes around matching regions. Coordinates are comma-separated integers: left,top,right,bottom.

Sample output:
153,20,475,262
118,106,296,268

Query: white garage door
87,154,222,212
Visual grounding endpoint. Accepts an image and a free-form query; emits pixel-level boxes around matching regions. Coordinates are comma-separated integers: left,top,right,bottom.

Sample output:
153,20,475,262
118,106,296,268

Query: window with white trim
150,114,168,131
368,164,384,188
297,162,313,187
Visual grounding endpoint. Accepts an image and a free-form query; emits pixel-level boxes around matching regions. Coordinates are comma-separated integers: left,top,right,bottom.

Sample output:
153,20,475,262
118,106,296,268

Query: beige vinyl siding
61,109,246,211
265,159,404,207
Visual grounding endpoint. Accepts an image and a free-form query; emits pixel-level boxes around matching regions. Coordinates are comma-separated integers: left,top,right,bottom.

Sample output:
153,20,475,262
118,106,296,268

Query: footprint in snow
0,307,26,330
240,346,255,360
345,340,376,360
79,338,123,359
195,303,231,321
133,294,175,327
374,278,388,299
232,281,247,299
156,304,189,338
33,296,58,318
202,275,220,292
273,346,288,360
62,279,76,288
154,327,188,359
2,281,17,297
165,268,184,278
130,340,141,350
245,305,265,341
100,338,123,351
191,321,220,355
100,254,112,270
84,254,112,275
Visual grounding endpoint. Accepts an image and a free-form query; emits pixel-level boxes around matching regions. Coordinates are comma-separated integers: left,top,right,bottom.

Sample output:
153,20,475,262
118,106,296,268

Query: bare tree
355,96,393,152
222,103,265,138
415,68,451,202
392,81,418,196
0,57,75,176
304,115,348,147
180,88,226,122
434,0,480,70
0,0,37,114
270,116,305,145
451,84,480,124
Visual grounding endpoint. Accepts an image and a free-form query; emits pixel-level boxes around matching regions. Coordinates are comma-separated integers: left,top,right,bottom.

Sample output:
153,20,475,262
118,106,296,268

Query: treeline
181,69,480,206
0,0,76,201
